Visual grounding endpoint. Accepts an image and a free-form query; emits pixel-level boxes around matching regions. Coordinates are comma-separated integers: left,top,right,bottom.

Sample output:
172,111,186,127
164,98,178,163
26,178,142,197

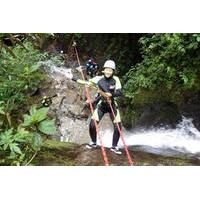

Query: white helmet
103,60,116,70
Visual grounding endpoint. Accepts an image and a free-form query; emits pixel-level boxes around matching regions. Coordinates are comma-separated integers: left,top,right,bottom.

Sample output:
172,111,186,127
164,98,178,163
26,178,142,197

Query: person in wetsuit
67,60,123,154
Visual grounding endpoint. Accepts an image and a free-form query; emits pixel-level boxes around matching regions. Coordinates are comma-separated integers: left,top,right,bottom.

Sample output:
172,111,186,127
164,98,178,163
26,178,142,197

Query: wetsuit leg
109,106,121,147
89,106,105,143
112,122,122,147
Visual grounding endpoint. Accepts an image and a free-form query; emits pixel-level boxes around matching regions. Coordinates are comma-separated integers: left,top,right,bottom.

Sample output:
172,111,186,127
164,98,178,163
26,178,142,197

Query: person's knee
89,119,96,130
114,122,121,131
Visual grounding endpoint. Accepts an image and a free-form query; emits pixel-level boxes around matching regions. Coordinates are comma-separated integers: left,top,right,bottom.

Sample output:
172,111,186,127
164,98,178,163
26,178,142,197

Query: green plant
22,106,57,149
0,41,48,128
124,33,200,104
0,106,57,166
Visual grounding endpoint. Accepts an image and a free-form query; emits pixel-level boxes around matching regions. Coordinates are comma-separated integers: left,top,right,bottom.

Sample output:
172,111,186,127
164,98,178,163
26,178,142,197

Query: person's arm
111,76,123,97
111,89,122,97
72,77,88,85
71,76,103,87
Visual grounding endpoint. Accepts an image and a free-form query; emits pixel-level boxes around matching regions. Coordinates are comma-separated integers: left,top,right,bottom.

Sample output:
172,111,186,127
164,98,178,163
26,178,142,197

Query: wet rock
135,102,182,129
38,63,93,144
177,92,200,131
34,140,200,166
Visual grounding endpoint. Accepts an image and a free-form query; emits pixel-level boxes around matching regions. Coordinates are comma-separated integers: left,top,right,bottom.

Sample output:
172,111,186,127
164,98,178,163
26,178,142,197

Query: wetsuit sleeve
72,77,87,85
112,89,122,97
89,76,103,85
111,77,123,97
72,76,102,86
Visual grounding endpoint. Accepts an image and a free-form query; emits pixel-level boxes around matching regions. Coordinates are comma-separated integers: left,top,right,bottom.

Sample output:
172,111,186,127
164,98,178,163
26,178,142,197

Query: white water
99,116,200,157
47,65,73,79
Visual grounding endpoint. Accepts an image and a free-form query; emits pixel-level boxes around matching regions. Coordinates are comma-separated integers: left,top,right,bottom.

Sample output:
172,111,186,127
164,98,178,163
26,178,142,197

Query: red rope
73,43,109,166
108,98,134,166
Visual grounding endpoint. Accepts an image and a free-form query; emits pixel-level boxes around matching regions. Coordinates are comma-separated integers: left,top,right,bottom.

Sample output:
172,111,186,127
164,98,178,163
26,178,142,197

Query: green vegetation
123,33,200,104
33,139,78,166
0,106,57,165
0,34,57,165
0,41,47,117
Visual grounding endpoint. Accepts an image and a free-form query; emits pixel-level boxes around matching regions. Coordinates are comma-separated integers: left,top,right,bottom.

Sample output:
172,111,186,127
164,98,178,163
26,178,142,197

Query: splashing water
99,116,200,157
48,65,73,78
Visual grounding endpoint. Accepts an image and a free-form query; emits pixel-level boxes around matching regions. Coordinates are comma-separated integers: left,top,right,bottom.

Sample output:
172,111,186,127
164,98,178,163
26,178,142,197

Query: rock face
179,92,200,131
135,102,182,129
180,104,200,131
40,63,91,144
125,100,200,131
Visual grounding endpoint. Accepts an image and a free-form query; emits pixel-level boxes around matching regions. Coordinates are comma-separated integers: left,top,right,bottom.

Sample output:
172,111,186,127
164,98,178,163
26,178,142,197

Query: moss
33,139,79,166
43,139,76,150
121,106,141,128
120,97,142,128
132,149,200,166
31,139,200,166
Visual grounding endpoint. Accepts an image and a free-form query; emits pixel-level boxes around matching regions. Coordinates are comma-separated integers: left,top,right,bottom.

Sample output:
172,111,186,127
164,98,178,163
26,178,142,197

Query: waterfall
100,116,200,157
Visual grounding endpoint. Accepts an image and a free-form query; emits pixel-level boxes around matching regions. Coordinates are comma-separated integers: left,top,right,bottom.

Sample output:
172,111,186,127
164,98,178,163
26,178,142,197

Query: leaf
33,133,42,149
38,119,57,135
30,106,37,116
0,109,5,115
0,128,13,145
9,143,22,154
0,101,5,115
32,107,49,123
22,114,32,127
197,37,200,42
22,107,49,126
181,74,188,85
30,63,41,73
15,127,30,142
3,144,9,150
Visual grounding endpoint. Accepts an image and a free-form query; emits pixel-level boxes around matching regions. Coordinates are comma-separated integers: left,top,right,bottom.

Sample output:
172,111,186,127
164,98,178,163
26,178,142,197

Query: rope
108,100,134,166
73,42,109,166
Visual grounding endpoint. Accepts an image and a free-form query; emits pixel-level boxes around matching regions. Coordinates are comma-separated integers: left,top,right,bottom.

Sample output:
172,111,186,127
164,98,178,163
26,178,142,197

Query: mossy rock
32,139,200,166
33,139,79,166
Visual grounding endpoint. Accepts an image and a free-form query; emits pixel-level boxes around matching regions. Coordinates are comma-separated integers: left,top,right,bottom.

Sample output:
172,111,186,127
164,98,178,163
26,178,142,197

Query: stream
100,116,200,159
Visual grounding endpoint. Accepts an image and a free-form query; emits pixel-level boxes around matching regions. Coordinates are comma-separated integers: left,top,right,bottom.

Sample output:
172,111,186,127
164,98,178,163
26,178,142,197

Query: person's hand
105,92,112,98
86,99,91,104
65,69,73,79
76,65,84,72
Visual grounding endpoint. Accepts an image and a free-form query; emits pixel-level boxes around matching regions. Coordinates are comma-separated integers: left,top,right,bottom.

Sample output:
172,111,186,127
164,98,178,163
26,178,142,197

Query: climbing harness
73,41,109,166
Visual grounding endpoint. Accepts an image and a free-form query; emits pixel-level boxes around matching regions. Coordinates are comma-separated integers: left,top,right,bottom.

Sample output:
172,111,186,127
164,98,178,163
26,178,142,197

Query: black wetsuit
73,74,122,147
89,75,122,147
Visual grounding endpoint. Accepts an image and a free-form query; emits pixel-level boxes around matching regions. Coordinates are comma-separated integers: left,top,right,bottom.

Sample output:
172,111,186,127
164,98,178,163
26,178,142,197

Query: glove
76,65,84,72
105,92,112,98
65,69,73,79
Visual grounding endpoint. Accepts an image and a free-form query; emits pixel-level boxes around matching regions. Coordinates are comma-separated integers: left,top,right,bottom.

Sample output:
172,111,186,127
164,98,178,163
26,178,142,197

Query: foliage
61,33,142,76
22,106,57,136
0,41,48,126
0,36,58,165
0,106,57,165
123,33,200,104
